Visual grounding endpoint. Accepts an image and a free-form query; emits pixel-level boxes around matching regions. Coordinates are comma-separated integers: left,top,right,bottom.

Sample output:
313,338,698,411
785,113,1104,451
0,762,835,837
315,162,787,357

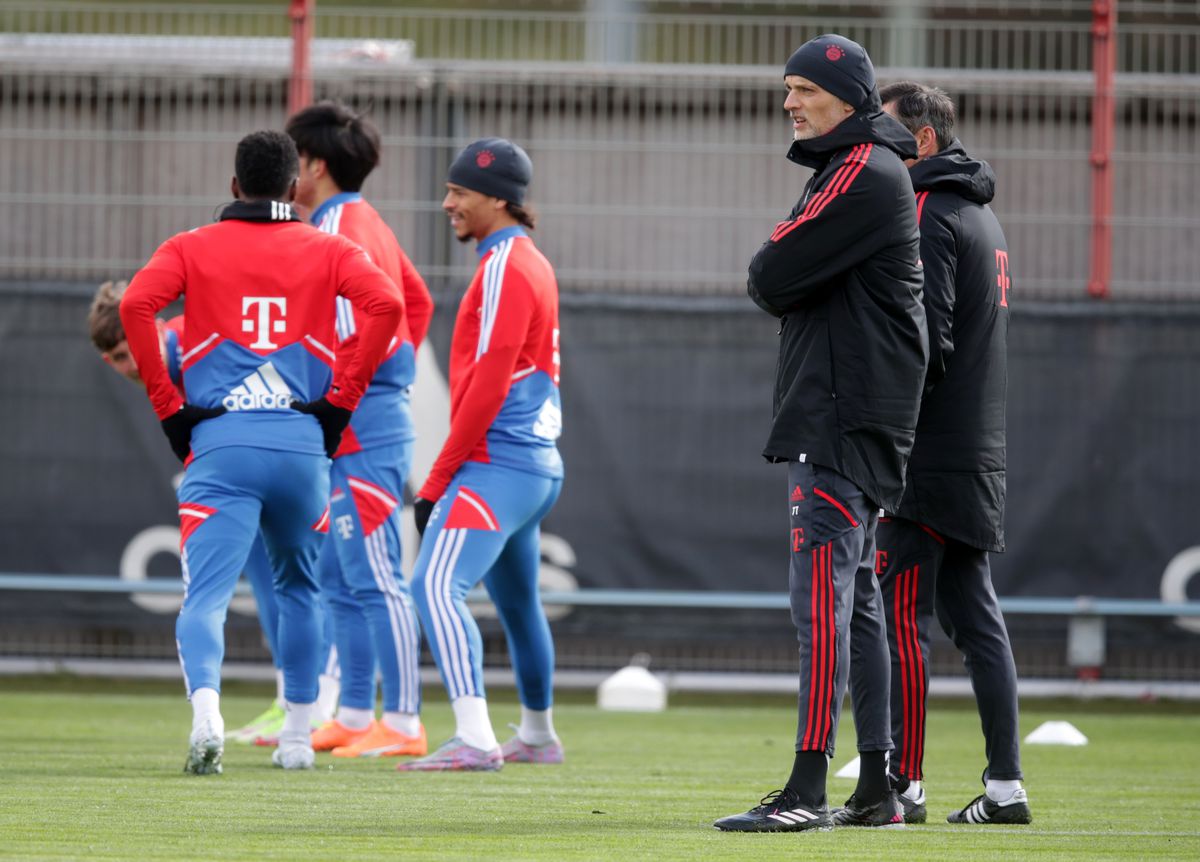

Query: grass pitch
1,677,1198,861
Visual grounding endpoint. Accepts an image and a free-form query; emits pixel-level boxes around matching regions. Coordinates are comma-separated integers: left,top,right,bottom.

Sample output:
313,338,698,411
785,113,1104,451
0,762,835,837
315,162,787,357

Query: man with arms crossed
285,102,434,759
120,130,402,773
399,138,565,772
714,35,928,831
849,81,1030,825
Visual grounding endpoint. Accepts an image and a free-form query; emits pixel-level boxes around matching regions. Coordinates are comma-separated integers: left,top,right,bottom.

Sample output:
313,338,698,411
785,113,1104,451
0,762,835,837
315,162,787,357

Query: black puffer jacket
893,140,1010,552
748,110,928,511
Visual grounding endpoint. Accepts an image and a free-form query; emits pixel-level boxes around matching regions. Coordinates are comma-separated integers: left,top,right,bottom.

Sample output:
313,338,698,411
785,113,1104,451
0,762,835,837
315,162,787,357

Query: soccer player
284,102,434,759
848,81,1030,825
713,35,928,831
397,138,564,772
89,281,295,741
119,130,403,773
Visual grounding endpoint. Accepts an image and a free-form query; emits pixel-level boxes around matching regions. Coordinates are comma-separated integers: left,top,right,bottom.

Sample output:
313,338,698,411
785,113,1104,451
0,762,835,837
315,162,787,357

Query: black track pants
865,517,1023,781
786,461,882,757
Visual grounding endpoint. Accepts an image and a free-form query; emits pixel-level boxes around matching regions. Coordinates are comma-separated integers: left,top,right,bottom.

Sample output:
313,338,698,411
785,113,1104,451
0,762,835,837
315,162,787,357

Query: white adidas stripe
181,332,220,364
436,529,473,698
423,528,473,699
768,808,818,825
347,477,398,509
364,522,420,714
476,238,513,359
456,489,498,531
304,335,336,364
318,205,358,343
336,296,356,342
178,507,212,520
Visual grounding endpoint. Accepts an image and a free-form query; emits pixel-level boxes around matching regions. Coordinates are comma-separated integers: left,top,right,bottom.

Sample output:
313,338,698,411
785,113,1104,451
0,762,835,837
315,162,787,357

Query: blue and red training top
120,200,404,459
311,192,433,457
418,225,563,501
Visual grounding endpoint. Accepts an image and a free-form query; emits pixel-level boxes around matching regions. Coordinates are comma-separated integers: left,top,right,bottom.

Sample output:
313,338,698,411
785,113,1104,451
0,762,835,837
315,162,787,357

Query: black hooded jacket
748,110,929,511
893,139,1010,551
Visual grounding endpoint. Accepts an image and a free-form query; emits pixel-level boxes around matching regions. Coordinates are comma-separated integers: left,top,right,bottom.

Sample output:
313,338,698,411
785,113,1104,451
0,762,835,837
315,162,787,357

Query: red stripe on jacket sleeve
769,143,874,243
915,190,930,225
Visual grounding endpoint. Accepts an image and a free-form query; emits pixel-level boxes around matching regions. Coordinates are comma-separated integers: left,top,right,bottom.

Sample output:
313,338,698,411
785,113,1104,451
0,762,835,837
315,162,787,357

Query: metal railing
2,2,1198,73
2,573,1198,685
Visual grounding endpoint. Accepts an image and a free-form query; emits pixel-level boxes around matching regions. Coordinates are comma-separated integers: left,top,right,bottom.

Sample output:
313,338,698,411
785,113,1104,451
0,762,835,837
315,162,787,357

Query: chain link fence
1,1,1198,298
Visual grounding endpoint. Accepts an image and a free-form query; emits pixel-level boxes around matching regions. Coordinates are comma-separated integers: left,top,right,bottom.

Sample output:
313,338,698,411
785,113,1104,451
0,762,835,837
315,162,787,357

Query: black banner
3,286,1200,640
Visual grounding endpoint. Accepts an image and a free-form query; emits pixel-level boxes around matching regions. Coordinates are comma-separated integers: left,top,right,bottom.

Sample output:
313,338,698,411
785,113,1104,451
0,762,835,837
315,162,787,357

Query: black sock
854,751,890,804
785,750,828,808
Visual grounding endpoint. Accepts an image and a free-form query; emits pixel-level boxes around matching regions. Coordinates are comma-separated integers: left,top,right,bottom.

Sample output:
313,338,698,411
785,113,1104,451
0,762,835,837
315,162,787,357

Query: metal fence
1,2,1198,299
3,1,1199,72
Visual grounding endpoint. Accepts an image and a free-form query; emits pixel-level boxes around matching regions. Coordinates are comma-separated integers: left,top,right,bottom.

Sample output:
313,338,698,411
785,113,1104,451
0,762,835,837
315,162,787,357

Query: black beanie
784,34,881,112
446,137,533,205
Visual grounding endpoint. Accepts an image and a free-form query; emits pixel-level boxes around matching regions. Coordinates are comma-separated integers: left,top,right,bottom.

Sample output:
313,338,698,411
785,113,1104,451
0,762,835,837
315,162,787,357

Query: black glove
413,497,434,537
291,396,352,458
161,404,226,462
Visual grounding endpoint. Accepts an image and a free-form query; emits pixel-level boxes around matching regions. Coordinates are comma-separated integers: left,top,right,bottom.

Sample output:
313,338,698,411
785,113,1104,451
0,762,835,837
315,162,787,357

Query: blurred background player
284,102,434,759
848,81,1029,825
87,280,322,744
119,130,403,773
399,138,564,772
714,35,928,831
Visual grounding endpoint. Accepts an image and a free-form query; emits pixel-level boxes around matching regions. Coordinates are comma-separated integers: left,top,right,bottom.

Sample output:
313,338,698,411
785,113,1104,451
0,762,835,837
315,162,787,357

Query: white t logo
242,297,287,349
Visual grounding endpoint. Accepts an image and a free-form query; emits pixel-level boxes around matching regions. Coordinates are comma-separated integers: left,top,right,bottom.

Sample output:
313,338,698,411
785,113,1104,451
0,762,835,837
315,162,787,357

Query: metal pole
288,0,315,116
1087,0,1117,299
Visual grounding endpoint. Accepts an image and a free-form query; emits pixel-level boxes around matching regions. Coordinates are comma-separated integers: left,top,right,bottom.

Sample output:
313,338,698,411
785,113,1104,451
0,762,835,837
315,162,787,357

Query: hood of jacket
908,139,996,204
786,109,918,170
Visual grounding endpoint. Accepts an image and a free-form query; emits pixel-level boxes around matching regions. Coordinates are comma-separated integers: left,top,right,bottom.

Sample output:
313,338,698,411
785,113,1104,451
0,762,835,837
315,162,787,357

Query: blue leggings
411,462,561,710
243,536,334,676
176,446,328,704
319,442,422,714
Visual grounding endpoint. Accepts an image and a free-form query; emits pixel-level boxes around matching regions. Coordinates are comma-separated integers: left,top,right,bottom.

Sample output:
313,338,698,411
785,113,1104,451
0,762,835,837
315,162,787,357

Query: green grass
1,677,1199,861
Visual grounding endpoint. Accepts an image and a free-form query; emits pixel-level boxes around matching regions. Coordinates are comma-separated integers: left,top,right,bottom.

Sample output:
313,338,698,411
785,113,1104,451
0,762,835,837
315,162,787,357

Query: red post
288,0,315,117
1087,0,1117,299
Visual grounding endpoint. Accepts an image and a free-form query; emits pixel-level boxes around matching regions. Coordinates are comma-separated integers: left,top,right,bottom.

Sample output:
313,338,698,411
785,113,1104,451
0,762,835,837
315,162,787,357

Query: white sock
335,706,373,730
190,687,223,736
382,711,421,737
316,674,340,724
986,779,1023,803
518,706,558,746
902,779,923,801
274,670,285,704
282,701,315,742
451,696,498,751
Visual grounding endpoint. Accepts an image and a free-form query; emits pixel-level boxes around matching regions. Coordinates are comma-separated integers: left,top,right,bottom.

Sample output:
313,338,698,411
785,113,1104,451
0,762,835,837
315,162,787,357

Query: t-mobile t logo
242,297,287,349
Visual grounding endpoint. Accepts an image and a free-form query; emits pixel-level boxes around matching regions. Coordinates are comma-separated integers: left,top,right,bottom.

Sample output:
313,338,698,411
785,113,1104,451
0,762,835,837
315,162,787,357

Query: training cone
1024,720,1088,746
597,654,667,712
834,755,861,779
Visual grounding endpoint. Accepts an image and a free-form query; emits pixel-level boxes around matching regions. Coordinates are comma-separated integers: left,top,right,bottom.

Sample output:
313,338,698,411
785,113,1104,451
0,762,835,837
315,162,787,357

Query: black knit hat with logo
446,137,533,205
784,34,882,112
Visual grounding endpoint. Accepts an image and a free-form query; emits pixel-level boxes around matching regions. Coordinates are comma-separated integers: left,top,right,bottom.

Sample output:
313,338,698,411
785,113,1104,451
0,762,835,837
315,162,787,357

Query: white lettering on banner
119,525,256,617
1161,545,1200,634
242,297,287,349
533,398,562,440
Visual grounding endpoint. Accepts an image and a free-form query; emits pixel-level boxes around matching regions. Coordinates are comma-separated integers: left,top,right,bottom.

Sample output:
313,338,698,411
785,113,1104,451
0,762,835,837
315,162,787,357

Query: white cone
834,755,860,779
1024,720,1088,746
598,661,667,712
